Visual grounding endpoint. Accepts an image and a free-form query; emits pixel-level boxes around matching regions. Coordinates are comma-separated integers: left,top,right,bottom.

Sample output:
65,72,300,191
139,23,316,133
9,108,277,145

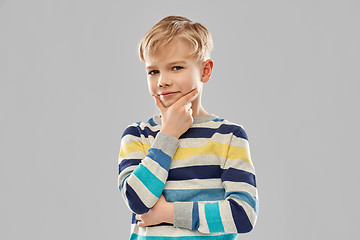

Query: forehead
145,37,195,68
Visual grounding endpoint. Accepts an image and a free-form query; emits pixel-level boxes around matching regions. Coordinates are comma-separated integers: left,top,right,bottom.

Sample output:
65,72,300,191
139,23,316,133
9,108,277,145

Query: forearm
173,195,258,234
118,127,179,214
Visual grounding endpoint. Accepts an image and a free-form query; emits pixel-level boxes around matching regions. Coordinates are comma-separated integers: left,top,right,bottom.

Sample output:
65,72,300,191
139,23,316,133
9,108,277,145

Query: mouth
159,91,180,97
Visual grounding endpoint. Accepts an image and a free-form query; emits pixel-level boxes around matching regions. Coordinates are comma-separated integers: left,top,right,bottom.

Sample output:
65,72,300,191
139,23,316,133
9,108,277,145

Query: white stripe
224,158,255,174
121,133,140,145
164,178,223,190
178,133,233,148
224,182,258,198
197,201,210,233
131,224,228,237
141,157,168,184
229,136,249,148
126,174,158,208
193,121,225,129
219,201,237,233
170,154,223,168
168,154,255,175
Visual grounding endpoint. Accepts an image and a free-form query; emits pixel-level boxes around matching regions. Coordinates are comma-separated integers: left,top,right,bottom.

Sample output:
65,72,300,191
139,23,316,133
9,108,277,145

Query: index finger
173,88,198,107
153,95,167,112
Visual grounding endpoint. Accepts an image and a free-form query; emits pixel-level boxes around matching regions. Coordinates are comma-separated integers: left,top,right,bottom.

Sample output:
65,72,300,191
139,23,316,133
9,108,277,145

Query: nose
157,73,172,87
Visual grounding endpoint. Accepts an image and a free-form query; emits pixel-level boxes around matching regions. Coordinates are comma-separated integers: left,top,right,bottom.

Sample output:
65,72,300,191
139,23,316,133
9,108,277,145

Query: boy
118,16,258,240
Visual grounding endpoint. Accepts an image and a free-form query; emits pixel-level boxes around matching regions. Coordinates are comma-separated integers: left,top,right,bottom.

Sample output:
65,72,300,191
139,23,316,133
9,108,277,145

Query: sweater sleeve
118,124,179,214
173,126,258,234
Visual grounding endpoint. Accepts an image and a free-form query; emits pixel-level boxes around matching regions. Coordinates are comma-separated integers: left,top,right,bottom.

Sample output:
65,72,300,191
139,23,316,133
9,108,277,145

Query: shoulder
121,115,159,139
213,116,249,141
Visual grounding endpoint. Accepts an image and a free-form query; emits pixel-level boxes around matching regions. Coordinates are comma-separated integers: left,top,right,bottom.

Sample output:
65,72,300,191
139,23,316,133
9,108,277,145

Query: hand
153,89,198,139
135,195,174,228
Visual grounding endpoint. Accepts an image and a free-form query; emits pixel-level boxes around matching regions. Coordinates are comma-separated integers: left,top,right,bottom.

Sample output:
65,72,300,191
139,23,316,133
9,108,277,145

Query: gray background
1,0,359,239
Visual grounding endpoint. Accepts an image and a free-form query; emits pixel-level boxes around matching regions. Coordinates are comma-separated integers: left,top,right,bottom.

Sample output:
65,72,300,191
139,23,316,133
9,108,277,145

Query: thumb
153,95,166,113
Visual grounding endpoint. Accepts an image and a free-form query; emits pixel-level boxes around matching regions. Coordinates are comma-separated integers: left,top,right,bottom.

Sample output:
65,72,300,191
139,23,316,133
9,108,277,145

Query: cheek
147,80,156,94
180,73,199,90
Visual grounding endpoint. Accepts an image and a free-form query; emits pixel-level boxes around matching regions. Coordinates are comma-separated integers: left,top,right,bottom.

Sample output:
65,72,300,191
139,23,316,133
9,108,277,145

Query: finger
137,220,143,228
174,88,198,106
153,95,166,112
135,214,142,221
188,108,193,116
185,102,192,111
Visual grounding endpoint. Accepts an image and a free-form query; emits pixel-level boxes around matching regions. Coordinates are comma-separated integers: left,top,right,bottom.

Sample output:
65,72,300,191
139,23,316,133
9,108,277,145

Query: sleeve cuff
152,132,179,158
174,201,199,230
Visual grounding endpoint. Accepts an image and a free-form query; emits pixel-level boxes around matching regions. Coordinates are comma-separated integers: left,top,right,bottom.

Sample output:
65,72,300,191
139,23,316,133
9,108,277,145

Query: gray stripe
151,132,179,157
173,201,193,230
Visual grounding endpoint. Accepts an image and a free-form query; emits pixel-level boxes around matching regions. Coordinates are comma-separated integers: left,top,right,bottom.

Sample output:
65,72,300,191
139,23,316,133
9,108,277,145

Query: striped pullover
118,113,258,240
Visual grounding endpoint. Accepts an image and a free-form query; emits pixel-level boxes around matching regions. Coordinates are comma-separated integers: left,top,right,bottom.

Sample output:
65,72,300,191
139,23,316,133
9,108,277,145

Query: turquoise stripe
163,188,225,202
204,202,225,233
133,164,164,198
130,233,237,240
225,191,258,213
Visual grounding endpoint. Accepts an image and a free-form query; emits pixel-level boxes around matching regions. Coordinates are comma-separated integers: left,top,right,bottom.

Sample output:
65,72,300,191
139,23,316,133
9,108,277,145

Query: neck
191,95,208,117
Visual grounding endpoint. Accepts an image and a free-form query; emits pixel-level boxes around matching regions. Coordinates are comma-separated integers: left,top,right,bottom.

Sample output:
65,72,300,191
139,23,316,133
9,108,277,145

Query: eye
172,66,183,71
148,70,159,75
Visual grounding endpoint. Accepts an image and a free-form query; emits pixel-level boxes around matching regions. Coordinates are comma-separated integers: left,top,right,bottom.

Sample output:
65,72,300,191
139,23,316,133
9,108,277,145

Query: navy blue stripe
122,125,159,139
125,183,149,214
124,124,248,141
131,213,137,224
168,165,222,180
180,124,248,140
233,126,248,141
192,202,199,230
139,127,159,138
229,198,253,233
119,158,142,173
221,168,256,187
121,126,141,138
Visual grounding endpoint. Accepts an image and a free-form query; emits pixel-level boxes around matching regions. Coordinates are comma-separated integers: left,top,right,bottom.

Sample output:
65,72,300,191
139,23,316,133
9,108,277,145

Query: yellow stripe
173,141,227,160
119,141,145,158
173,141,251,164
144,144,150,154
228,146,252,165
119,141,252,165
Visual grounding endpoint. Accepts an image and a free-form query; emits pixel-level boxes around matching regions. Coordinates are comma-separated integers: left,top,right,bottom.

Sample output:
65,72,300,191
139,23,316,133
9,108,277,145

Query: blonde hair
139,16,213,62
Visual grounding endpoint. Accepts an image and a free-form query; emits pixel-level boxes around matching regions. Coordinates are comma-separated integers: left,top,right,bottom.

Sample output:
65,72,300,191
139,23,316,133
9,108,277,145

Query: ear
201,59,214,83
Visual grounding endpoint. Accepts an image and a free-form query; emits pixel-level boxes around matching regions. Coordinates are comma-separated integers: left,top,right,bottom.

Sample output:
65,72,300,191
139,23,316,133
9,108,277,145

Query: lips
159,91,179,96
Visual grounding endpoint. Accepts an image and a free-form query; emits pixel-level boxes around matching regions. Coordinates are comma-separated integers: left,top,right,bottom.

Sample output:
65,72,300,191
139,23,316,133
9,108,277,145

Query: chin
162,101,174,108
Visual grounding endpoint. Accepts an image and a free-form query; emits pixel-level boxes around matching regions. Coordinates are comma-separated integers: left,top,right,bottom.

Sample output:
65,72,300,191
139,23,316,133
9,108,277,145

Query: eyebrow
146,61,187,69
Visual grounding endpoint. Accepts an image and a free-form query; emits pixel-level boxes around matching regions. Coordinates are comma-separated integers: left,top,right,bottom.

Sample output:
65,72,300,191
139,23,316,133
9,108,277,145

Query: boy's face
144,37,204,108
